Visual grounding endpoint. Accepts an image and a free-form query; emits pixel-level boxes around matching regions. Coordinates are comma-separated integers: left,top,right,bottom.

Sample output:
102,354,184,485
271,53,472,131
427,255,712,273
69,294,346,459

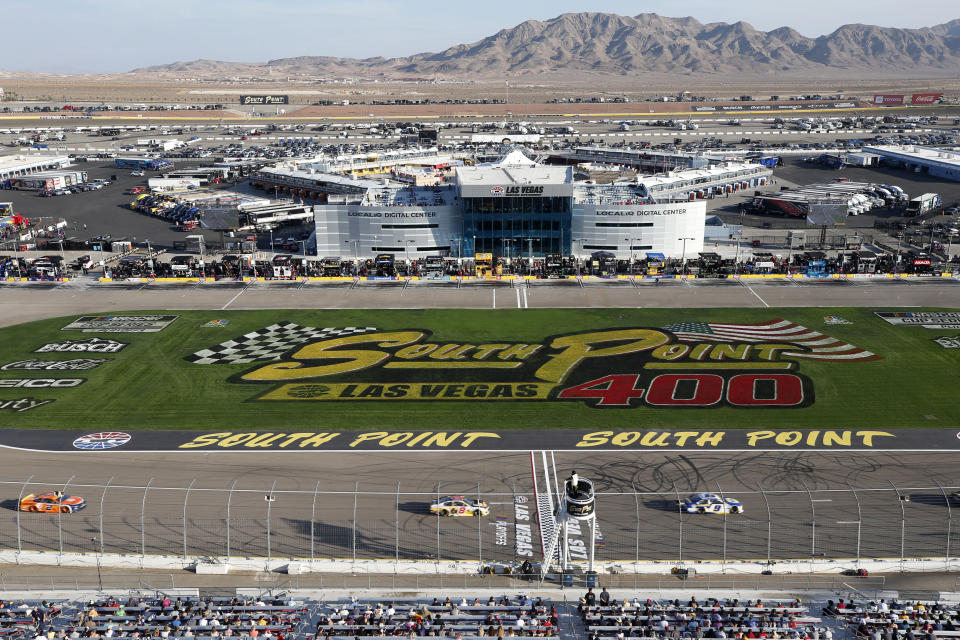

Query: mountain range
134,12,960,78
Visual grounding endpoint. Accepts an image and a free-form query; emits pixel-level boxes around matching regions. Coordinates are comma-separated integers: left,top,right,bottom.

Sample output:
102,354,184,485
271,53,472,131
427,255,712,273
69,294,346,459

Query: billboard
911,93,943,105
873,94,904,106
240,95,289,106
807,202,849,226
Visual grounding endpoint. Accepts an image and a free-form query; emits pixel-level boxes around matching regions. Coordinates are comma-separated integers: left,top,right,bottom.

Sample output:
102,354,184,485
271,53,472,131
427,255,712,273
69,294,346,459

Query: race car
19,491,87,514
430,495,490,517
679,492,743,514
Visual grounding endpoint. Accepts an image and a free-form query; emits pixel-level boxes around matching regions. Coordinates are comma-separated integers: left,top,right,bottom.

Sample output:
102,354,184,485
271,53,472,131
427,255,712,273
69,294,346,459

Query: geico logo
0,378,84,388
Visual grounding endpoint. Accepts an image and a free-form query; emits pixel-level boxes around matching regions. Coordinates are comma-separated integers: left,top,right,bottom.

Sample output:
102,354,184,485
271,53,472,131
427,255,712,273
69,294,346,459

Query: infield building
256,150,771,260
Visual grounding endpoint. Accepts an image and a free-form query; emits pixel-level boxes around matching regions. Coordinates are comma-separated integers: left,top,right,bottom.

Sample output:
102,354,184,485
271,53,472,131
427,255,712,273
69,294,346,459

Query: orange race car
19,491,86,514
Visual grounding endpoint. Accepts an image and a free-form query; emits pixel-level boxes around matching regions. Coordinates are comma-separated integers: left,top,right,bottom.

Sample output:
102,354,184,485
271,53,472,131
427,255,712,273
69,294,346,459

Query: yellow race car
430,495,489,517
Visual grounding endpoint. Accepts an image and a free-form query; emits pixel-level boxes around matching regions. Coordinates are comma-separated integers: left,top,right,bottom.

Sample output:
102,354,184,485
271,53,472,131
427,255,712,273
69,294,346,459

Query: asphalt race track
0,278,958,327
0,282,958,564
0,450,958,564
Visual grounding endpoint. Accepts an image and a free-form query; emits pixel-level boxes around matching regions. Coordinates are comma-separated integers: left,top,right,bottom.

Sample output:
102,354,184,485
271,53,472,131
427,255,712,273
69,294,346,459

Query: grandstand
0,592,889,640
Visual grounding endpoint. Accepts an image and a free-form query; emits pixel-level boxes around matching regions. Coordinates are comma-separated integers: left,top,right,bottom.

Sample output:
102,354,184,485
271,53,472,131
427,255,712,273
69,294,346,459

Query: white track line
220,287,246,310
742,283,770,307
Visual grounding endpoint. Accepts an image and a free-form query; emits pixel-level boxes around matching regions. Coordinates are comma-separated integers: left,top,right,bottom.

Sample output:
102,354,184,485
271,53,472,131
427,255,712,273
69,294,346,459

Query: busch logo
35,338,127,354
2,359,108,371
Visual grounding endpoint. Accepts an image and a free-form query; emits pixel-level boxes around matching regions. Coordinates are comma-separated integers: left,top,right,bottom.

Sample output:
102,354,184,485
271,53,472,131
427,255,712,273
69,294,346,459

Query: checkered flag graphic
186,323,377,365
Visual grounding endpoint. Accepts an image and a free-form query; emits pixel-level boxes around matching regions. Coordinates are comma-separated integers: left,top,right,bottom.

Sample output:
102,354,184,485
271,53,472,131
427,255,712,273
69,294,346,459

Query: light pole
268,228,274,260
98,239,106,278
895,233,903,275
678,236,694,274
145,238,154,276
405,239,415,274
344,239,358,262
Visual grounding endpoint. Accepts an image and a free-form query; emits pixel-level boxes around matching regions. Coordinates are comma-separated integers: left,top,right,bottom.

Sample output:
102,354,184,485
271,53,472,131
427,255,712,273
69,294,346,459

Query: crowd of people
580,593,824,640
828,598,960,640
311,596,558,639
56,595,306,640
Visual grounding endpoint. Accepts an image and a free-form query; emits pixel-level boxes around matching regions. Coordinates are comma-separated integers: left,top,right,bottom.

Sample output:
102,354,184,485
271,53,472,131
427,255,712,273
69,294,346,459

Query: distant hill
132,12,960,78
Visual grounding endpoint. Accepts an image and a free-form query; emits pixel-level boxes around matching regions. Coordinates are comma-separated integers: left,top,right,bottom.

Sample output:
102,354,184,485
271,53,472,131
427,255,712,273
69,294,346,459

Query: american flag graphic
661,319,880,361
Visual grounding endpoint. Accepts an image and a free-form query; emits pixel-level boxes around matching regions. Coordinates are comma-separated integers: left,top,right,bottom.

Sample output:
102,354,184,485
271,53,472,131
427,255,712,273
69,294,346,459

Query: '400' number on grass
557,373,806,408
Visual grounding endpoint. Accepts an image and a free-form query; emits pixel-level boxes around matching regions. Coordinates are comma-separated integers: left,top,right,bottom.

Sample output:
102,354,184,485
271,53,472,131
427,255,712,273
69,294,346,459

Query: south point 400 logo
189,320,879,409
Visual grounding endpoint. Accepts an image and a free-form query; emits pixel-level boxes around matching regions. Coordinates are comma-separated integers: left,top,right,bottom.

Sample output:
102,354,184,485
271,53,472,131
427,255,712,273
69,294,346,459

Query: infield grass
0,307,957,431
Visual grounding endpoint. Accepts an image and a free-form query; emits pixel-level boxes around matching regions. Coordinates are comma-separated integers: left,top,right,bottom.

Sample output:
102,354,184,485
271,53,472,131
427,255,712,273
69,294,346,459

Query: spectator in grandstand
600,589,611,606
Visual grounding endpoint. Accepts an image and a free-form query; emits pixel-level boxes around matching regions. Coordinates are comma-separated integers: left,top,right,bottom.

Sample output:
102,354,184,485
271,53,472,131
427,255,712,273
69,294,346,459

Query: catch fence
1,478,958,570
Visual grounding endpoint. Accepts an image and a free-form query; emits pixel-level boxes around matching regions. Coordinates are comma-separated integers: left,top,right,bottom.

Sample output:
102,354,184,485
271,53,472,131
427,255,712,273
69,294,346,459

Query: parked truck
115,157,174,171
906,192,941,216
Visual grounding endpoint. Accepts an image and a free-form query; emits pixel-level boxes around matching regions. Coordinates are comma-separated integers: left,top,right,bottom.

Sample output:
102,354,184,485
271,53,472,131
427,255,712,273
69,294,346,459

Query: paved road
0,284,958,564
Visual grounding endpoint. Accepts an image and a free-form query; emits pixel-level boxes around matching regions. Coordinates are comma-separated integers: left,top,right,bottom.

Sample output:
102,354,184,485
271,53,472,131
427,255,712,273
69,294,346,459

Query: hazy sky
3,0,958,73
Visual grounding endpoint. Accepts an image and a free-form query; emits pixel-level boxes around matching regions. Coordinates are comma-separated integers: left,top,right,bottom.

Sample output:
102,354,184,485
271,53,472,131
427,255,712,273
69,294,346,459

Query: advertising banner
240,95,289,106
873,94,904,106
911,93,943,105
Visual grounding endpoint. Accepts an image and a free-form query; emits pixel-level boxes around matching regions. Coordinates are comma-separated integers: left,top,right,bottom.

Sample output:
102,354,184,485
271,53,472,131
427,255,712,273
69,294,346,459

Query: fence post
183,479,196,561
225,478,238,562
715,481,728,573
351,480,359,565
395,482,400,571
631,481,640,571
889,480,906,570
141,478,153,559
57,475,75,559
99,477,113,558
672,483,683,567
477,482,483,565
16,474,35,554
311,480,321,565
846,482,862,566
266,479,277,565
801,480,816,569
757,484,772,565
436,482,441,572
935,479,952,568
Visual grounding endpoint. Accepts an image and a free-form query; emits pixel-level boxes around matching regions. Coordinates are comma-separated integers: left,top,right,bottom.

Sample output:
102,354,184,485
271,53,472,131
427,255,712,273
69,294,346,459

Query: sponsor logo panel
0,397,54,412
72,432,132,450
240,95,288,106
61,315,178,333
873,94,905,105
2,359,107,371
911,93,942,105
0,378,84,388
933,335,960,349
875,311,960,329
35,338,127,353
